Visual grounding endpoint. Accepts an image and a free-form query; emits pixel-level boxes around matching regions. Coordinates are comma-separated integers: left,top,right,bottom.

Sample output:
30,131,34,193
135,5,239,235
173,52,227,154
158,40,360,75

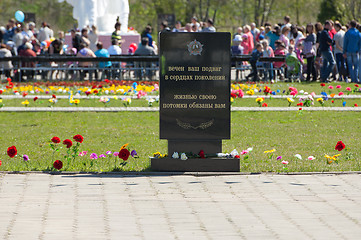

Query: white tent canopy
59,0,129,33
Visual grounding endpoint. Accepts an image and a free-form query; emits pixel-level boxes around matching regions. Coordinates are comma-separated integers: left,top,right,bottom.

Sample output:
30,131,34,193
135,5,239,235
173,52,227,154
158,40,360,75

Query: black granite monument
151,32,239,172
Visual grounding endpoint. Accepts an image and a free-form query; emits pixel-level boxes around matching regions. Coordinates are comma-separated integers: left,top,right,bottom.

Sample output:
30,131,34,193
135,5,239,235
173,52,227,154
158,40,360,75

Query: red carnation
7,146,17,158
53,160,63,170
52,94,56,99
85,91,91,96
73,134,84,143
0,90,3,94
320,83,326,87
51,136,61,144
119,148,130,161
62,139,73,148
33,97,38,101
0,160,2,167
299,108,302,111
262,103,268,107
199,150,205,158
335,141,345,151
297,102,303,106
235,155,240,159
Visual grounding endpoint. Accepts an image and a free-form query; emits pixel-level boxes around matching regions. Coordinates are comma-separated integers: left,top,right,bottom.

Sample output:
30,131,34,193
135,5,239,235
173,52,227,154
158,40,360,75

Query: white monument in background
59,0,130,33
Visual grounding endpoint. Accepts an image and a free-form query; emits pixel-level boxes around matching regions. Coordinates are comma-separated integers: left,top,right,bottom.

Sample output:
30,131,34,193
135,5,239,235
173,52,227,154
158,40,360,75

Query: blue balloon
15,11,25,22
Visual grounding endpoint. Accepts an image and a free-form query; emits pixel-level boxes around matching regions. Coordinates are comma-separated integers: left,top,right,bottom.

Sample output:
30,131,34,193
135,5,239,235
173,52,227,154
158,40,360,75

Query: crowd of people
2,15,361,83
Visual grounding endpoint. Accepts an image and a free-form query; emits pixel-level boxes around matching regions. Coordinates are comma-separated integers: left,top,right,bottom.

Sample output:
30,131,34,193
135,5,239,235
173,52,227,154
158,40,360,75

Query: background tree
317,0,344,23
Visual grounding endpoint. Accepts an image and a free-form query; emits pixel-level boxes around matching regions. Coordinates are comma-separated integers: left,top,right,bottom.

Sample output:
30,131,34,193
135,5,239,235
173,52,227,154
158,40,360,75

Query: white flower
58,89,63,93
299,90,304,94
294,154,302,160
303,92,308,95
230,149,239,158
217,153,228,158
104,90,109,94
15,92,20,95
30,90,34,94
180,153,188,160
63,90,67,93
172,152,179,159
247,147,253,152
308,156,315,160
149,99,155,103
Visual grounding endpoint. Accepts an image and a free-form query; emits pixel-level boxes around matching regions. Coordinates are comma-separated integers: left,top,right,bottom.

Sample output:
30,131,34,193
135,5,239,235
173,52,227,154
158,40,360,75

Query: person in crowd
280,26,290,49
304,23,317,81
233,27,243,39
88,25,98,52
231,35,244,55
251,23,260,45
108,39,122,55
333,22,347,82
243,25,254,51
18,42,37,80
202,19,216,32
0,43,13,78
6,41,17,56
160,21,171,33
314,22,324,79
262,39,275,80
77,42,96,81
134,37,156,79
281,16,292,31
0,26,5,43
141,25,153,47
94,42,112,80
28,22,37,38
256,26,265,43
81,28,90,47
289,24,304,46
191,17,201,32
172,21,184,32
319,20,336,82
328,20,337,39
37,22,53,42
3,19,16,43
343,20,361,83
112,21,122,42
266,25,281,50
58,31,65,44
49,39,63,55
241,34,250,54
14,27,24,49
108,39,122,78
71,29,83,52
184,23,192,32
22,23,33,40
246,43,263,81
295,42,304,80
274,40,286,79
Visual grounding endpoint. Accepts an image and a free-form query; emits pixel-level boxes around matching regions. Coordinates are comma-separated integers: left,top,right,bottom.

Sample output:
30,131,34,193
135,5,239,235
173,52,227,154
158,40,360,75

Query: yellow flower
74,99,80,105
317,98,324,103
153,152,163,158
264,149,276,153
120,143,129,150
0,99,2,103
230,97,234,103
21,100,29,106
287,98,294,103
256,97,264,103
246,89,255,95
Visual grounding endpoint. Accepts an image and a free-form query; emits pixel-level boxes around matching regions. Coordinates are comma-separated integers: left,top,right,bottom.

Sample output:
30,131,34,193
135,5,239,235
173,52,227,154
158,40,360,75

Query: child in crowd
274,40,286,79
246,43,263,81
295,42,304,80
241,34,250,54
262,40,274,80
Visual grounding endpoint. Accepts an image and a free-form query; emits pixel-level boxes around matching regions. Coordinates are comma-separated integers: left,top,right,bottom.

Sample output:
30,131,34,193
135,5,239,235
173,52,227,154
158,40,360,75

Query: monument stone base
150,157,240,172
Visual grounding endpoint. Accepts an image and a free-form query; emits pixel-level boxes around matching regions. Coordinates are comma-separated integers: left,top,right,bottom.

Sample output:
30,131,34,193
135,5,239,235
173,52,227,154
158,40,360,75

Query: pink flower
99,154,106,158
79,151,88,156
346,87,352,91
308,156,315,160
90,153,98,159
338,92,344,96
328,86,334,89
113,152,119,157
240,150,249,155
282,160,289,165
290,91,298,96
276,156,282,160
238,89,244,98
336,85,342,89
310,92,316,97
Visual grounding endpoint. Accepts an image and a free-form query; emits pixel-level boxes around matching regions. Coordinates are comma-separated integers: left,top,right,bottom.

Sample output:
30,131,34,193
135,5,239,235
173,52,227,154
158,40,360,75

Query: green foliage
0,0,77,33
317,0,343,23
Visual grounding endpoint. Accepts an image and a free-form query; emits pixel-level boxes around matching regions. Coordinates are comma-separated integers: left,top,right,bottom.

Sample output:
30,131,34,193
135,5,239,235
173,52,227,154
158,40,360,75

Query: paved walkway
0,173,360,240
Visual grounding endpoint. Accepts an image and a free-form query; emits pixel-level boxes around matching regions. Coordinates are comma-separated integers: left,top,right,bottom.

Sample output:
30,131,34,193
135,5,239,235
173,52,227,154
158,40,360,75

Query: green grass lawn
1,111,360,173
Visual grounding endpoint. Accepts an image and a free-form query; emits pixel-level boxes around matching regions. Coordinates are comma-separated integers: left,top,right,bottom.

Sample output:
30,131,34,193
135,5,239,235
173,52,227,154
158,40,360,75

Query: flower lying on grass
53,160,63,170
335,141,345,151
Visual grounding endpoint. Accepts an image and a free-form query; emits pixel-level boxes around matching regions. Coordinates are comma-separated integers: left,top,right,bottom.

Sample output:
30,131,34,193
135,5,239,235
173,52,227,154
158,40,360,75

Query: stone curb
1,171,360,177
